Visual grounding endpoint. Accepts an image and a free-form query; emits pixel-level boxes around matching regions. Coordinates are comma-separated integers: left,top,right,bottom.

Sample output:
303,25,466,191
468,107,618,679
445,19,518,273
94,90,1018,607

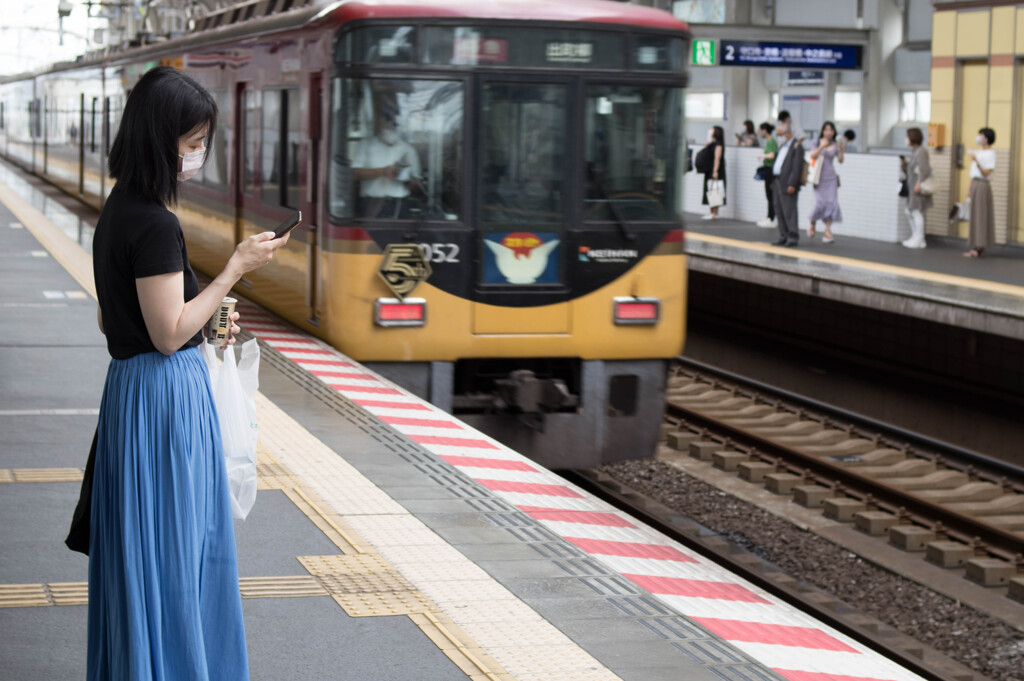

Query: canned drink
206,297,237,347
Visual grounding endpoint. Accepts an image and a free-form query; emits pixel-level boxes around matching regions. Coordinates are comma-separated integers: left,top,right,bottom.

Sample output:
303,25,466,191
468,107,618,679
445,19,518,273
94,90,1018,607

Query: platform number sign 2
693,40,715,67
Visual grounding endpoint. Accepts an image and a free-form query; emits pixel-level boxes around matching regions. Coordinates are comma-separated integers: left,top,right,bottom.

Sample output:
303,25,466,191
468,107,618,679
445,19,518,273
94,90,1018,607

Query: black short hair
777,110,791,123
759,122,775,134
979,127,995,145
843,129,856,141
108,66,217,206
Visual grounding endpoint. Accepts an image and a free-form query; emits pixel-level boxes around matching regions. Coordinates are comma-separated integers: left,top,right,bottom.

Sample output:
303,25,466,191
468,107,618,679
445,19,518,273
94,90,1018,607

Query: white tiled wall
683,147,906,242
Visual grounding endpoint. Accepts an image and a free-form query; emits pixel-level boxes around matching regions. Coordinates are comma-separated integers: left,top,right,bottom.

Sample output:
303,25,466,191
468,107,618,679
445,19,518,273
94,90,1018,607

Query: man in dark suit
770,111,804,247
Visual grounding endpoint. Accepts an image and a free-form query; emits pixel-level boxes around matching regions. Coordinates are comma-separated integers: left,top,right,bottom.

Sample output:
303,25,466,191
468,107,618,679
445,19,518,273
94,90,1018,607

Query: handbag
809,156,824,186
64,428,98,555
707,179,725,208
919,175,936,196
754,166,768,181
202,339,261,520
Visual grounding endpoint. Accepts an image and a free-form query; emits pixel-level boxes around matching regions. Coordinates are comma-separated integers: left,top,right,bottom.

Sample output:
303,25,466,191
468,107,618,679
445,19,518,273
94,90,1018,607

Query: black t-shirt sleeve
131,211,185,278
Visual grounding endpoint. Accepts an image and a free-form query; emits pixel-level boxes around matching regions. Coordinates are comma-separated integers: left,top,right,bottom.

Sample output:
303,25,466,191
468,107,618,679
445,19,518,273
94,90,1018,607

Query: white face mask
178,148,204,182
380,129,400,146
976,135,986,146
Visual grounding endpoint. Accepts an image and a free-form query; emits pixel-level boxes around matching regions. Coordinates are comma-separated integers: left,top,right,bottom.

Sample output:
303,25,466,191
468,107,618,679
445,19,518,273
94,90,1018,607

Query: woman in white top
965,127,996,257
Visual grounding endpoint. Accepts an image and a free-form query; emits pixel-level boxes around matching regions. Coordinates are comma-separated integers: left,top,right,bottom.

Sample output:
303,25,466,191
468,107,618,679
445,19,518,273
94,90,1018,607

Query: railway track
561,358,1024,675
657,358,1024,595
564,358,1024,681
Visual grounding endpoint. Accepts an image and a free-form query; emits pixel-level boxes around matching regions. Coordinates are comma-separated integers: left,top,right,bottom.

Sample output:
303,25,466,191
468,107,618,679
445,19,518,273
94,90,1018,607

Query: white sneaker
901,238,926,249
756,218,777,228
701,213,718,220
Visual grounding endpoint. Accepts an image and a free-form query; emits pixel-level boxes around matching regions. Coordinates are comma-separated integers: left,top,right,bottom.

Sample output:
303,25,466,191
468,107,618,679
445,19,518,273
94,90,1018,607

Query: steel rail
664,399,1024,561
674,357,1024,485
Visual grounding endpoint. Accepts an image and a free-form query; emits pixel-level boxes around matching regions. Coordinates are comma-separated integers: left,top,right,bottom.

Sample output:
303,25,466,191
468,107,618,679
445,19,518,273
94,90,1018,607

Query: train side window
284,87,300,208
1,101,5,130
196,88,228,191
330,77,463,222
261,87,300,209
242,89,256,195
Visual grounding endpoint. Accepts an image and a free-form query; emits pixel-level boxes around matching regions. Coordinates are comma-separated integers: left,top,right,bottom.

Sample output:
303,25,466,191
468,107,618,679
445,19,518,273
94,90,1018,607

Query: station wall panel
932,11,957,58
990,6,1016,55
1017,8,1024,54
924,147,953,237
930,67,955,102
956,10,991,58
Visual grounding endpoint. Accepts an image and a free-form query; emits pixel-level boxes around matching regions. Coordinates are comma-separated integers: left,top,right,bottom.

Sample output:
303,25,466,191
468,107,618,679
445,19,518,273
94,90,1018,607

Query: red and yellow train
0,0,690,468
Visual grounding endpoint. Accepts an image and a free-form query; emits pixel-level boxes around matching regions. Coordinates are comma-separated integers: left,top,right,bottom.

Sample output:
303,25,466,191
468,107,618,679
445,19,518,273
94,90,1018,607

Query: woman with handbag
903,127,932,249
965,128,997,257
807,121,844,243
701,125,726,220
89,67,288,680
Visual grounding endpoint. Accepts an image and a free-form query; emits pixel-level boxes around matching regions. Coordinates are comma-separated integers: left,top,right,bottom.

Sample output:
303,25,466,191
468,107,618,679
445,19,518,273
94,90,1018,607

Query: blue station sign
721,41,862,70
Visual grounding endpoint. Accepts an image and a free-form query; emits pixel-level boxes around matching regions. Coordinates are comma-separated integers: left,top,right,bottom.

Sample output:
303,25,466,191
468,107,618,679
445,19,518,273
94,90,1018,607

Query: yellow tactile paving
4,468,84,483
688,231,1024,299
253,391,621,680
238,576,326,599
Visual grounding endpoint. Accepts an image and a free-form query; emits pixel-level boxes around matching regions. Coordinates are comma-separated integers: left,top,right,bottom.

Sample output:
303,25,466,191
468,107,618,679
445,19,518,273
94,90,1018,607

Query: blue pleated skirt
87,346,248,681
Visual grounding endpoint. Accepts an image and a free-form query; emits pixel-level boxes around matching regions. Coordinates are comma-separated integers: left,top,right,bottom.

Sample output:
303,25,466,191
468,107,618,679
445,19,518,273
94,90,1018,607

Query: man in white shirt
352,102,422,218
770,111,805,247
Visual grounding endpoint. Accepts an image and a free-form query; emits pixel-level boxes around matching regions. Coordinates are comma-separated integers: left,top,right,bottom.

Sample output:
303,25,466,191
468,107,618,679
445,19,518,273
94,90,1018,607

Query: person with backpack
696,126,726,220
770,111,805,247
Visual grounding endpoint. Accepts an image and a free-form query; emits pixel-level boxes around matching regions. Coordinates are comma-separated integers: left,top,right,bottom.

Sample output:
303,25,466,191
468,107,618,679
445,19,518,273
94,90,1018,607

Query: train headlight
613,297,660,325
374,298,426,327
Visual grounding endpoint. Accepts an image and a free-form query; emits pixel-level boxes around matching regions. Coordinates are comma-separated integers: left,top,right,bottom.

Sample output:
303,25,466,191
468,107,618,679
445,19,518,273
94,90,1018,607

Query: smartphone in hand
272,211,301,239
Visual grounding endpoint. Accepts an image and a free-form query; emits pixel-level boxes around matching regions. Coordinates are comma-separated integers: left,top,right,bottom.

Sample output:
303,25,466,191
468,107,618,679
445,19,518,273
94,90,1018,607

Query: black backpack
694,144,715,174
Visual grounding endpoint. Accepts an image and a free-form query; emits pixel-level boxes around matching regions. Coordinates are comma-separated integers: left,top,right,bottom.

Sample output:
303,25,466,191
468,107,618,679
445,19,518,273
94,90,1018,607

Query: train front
325,4,690,468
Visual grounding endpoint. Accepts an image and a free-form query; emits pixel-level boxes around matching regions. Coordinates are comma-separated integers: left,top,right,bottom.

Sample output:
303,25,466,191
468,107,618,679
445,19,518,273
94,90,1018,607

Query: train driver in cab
352,98,422,219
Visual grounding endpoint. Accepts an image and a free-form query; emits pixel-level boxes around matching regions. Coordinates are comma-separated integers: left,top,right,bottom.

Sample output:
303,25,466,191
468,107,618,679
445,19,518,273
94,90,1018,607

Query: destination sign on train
720,41,862,69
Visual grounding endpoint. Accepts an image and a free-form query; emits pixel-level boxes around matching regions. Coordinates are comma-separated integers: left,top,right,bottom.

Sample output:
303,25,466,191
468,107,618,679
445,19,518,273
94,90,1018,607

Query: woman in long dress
965,127,996,257
88,66,288,680
807,121,844,243
903,127,932,249
701,125,726,220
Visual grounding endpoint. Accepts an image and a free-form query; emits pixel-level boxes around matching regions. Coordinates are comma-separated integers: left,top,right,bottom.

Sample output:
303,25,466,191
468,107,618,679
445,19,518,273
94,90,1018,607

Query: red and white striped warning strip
238,303,923,681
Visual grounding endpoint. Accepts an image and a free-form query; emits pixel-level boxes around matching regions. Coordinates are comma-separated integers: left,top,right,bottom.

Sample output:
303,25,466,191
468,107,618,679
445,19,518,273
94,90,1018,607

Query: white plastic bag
201,339,260,520
707,179,725,208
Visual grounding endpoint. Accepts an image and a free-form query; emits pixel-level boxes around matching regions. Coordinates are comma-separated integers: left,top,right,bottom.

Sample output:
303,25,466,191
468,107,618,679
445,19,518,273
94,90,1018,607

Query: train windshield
329,25,686,227
584,85,683,222
329,77,464,221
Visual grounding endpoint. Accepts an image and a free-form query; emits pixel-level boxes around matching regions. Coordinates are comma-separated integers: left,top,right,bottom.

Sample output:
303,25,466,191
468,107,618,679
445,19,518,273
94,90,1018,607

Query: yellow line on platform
0,179,95,299
687,231,1024,299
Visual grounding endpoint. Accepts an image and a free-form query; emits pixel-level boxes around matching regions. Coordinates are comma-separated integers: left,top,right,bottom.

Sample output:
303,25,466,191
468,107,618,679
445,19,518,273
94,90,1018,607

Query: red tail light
374,298,426,327
613,297,660,325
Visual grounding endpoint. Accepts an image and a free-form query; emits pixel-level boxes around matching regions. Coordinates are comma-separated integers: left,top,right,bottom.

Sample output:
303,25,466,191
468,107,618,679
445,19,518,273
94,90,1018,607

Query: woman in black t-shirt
87,67,286,681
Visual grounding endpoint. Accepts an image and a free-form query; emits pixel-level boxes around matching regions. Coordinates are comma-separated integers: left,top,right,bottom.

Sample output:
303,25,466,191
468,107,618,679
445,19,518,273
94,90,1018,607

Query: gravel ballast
600,459,1024,681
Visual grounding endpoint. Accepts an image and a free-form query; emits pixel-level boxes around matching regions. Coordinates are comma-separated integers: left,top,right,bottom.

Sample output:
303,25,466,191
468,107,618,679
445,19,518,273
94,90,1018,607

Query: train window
632,36,685,71
481,83,566,228
583,85,683,222
284,87,300,208
423,27,624,69
260,88,301,209
242,90,256,195
329,78,463,222
196,88,228,191
337,26,416,64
